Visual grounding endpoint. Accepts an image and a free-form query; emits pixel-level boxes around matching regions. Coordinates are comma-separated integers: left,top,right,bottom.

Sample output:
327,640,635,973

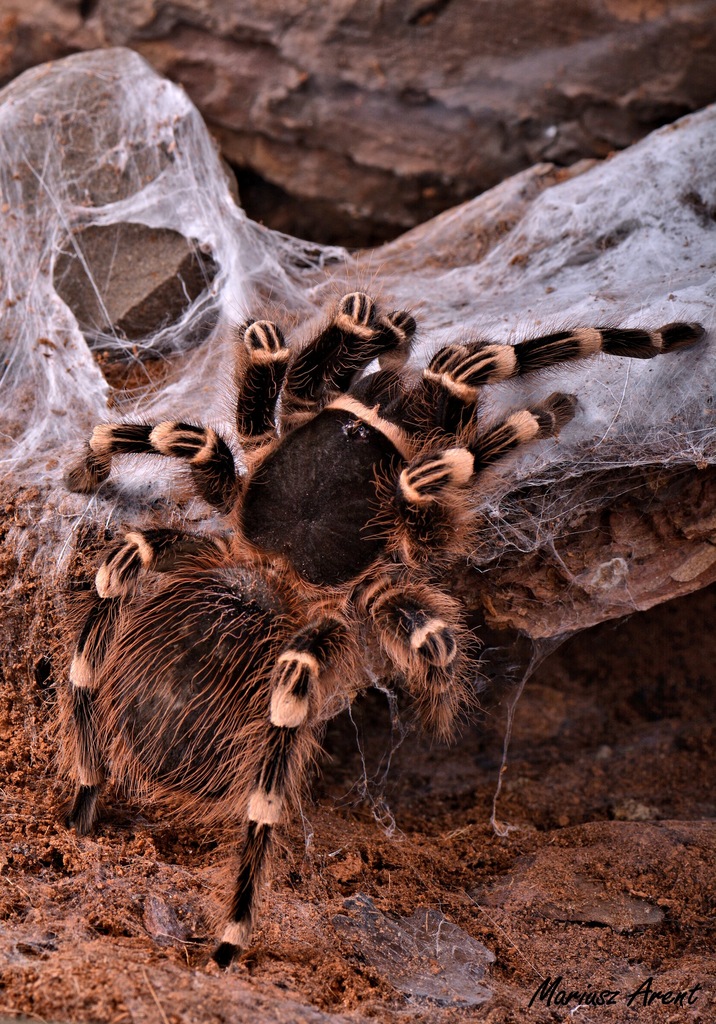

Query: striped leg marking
95,528,230,600
213,618,346,967
358,574,467,740
95,531,154,599
468,392,577,471
281,294,416,429
64,421,238,511
361,576,458,670
64,596,121,835
234,319,291,443
426,322,706,406
398,447,474,505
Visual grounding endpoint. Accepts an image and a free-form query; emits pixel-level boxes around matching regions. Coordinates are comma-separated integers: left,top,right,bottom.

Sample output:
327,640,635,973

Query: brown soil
0,530,714,1022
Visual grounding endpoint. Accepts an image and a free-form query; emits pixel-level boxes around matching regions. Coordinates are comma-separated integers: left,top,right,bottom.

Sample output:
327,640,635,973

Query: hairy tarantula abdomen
60,292,705,966
101,565,292,802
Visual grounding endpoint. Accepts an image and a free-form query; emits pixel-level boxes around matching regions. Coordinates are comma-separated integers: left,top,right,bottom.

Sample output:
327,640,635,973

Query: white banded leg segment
242,319,289,360
597,323,705,358
247,787,284,825
282,293,408,428
398,447,474,505
235,320,291,442
426,343,519,400
361,576,460,670
220,920,252,951
507,328,603,375
469,411,541,468
70,595,121,692
530,392,578,438
146,421,238,510
214,821,273,967
71,684,104,786
64,423,153,493
378,309,417,369
506,323,703,373
149,421,220,463
95,531,154,598
66,595,121,810
515,324,706,367
89,422,153,458
270,650,319,728
410,615,458,667
468,394,576,471
69,650,95,689
218,613,347,968
335,291,377,339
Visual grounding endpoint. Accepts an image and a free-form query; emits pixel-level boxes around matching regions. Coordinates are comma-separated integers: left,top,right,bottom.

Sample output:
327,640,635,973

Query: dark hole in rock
53,223,218,360
232,164,403,249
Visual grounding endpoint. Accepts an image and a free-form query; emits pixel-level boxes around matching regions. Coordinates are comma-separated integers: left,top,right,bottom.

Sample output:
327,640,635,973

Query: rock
53,223,217,352
142,895,190,945
2,3,716,243
0,47,714,650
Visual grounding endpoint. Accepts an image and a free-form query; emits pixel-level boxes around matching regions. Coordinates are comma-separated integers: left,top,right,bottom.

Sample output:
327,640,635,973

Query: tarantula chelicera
61,292,703,965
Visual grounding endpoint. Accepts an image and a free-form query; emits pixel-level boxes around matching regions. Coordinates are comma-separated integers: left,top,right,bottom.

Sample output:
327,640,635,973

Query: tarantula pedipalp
61,293,704,966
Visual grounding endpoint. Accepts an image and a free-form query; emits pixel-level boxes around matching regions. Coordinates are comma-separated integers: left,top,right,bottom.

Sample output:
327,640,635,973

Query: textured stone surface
2,1,716,242
53,223,217,346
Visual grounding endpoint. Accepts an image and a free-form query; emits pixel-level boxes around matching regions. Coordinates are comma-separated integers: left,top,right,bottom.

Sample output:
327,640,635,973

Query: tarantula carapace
61,293,704,966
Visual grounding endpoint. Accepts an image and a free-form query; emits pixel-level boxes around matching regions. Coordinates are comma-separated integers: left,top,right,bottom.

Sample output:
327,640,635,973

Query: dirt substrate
0,577,714,1023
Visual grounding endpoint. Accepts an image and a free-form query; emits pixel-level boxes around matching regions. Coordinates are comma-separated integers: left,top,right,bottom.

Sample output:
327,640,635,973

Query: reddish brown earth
0,501,713,1023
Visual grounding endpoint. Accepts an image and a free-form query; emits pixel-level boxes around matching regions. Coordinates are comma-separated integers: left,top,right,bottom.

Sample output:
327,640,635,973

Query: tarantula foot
415,688,461,742
659,322,706,352
399,448,474,505
410,616,457,667
63,784,100,835
336,292,376,336
64,444,111,493
532,392,578,438
212,942,239,969
241,320,289,361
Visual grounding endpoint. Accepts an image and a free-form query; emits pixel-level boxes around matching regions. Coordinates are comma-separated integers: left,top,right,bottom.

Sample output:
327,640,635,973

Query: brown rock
2,2,716,242
53,223,217,348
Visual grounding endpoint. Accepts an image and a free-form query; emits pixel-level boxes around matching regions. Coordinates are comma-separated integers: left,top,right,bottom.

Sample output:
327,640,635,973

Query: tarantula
61,292,703,966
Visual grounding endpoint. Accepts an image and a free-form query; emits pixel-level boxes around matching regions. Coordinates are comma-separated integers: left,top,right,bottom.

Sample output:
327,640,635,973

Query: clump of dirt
0,515,713,1022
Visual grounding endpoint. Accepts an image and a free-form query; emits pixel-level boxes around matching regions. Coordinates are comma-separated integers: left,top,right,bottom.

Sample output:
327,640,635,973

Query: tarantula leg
357,574,469,739
280,294,416,430
468,392,577,471
65,421,239,512
398,448,474,505
359,576,459,670
511,321,706,366
386,446,476,564
423,322,705,432
63,595,121,834
95,529,229,598
214,617,348,967
234,319,291,445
